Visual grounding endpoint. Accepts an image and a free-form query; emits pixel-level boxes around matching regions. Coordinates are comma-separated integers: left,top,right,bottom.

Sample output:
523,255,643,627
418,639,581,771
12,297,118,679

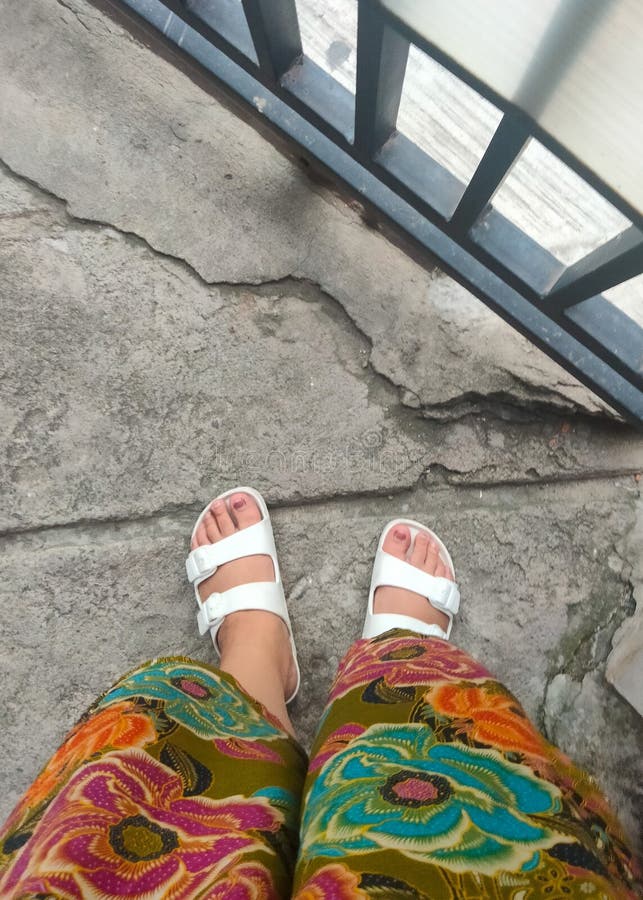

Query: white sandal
362,518,460,641
185,486,300,703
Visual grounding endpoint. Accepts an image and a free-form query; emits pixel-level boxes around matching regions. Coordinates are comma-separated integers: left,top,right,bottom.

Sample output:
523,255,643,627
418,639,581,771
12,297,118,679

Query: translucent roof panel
382,0,643,216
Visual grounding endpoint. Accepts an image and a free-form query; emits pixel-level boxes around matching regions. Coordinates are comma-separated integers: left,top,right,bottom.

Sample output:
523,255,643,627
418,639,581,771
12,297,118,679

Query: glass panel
491,138,630,267
396,45,502,186
295,0,357,94
604,274,643,329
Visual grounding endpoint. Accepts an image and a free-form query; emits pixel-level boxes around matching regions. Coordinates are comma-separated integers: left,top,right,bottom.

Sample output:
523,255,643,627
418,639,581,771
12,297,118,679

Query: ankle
218,610,288,651
218,617,295,722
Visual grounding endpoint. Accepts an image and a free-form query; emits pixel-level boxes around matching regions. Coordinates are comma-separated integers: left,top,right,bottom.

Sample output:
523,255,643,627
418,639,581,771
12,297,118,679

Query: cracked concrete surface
1,0,642,853
2,166,642,533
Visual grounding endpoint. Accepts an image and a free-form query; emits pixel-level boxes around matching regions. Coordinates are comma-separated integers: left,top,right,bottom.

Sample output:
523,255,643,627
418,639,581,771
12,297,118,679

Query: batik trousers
0,631,639,898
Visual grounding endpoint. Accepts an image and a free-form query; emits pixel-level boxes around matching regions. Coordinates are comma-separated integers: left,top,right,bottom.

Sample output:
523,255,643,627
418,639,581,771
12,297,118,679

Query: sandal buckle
193,546,210,571
187,546,217,582
197,593,222,635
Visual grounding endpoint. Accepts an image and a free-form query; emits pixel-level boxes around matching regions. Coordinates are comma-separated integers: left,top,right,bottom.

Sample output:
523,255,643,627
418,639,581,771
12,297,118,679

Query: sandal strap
197,582,288,637
362,613,448,641
186,517,275,584
372,552,460,616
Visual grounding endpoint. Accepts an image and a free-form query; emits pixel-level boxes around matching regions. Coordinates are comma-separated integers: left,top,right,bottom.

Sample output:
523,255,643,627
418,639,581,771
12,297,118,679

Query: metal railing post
354,0,409,160
241,0,302,85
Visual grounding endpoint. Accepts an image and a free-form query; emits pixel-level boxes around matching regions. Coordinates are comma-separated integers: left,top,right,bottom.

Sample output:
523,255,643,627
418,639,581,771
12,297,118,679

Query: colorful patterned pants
0,632,638,898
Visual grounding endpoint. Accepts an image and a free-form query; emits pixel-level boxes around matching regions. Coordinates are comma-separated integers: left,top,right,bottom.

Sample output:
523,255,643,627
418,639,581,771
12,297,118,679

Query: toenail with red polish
394,528,406,540
233,497,246,509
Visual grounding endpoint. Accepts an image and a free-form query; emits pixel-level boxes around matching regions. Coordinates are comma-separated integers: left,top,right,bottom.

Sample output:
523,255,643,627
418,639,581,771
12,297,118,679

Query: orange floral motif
17,702,156,815
424,682,546,757
294,863,367,899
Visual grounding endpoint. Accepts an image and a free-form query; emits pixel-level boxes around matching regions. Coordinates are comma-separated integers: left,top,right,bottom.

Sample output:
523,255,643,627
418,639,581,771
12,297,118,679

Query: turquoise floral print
98,660,285,741
1,657,304,900
2,640,639,898
300,722,566,875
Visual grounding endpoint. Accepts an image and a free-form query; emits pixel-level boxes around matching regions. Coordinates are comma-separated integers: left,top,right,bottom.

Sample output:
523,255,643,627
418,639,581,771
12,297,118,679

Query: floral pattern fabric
1,637,639,899
0,657,307,899
295,632,641,899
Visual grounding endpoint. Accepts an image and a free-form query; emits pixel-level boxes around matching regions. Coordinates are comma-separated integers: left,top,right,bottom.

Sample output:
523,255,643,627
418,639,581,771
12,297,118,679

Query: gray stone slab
544,672,643,854
607,495,643,715
606,611,643,716
0,171,430,530
0,0,628,417
2,166,641,532
1,478,640,848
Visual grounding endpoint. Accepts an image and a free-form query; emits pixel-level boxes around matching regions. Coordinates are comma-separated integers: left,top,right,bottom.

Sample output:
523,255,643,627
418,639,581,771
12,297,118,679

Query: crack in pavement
0,484,422,547
55,0,95,32
0,474,639,548
1,159,641,536
54,0,116,35
426,463,642,488
0,158,628,428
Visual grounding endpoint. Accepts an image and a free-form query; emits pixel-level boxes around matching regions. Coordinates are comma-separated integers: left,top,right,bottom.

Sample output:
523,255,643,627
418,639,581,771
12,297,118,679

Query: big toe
382,524,411,558
230,492,262,529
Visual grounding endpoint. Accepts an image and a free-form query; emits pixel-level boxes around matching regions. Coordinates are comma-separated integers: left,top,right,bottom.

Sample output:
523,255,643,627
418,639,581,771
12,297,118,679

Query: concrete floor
0,0,642,850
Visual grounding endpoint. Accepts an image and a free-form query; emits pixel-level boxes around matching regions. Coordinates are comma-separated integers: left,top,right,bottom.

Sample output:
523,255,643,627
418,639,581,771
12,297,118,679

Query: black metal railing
95,0,643,423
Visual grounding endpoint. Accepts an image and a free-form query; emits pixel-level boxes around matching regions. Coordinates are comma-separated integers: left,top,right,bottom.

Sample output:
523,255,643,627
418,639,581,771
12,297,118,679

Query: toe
435,559,454,581
424,538,440,575
193,521,210,549
410,531,429,567
382,524,411,558
212,498,235,536
204,509,220,543
230,492,262,529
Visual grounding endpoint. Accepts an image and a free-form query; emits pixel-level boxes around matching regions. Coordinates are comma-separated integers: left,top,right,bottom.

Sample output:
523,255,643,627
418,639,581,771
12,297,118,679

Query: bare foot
191,493,298,707
374,524,452,633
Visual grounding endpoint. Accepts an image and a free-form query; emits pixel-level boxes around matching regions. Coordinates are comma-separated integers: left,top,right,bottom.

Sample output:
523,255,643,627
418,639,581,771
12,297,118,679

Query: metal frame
95,0,643,423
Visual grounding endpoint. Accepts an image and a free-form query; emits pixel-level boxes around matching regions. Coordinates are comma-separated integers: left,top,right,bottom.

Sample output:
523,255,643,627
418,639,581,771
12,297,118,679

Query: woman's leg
193,491,299,738
294,526,640,898
0,493,306,898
